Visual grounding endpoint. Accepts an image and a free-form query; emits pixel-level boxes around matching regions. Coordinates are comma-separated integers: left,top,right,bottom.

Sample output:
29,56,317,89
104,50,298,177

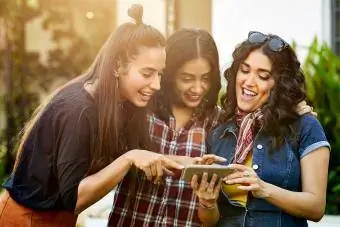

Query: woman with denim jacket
191,31,330,227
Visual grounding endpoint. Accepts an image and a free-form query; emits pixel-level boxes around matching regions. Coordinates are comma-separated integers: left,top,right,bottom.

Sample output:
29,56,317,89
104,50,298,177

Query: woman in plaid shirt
108,28,225,226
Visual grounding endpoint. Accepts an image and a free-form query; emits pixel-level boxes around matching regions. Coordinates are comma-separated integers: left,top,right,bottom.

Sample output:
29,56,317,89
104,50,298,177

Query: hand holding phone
181,164,235,182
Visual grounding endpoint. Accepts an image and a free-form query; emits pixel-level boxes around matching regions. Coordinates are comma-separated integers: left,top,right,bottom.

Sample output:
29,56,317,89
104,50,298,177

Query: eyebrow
242,62,271,74
141,67,158,72
181,72,195,77
181,72,210,77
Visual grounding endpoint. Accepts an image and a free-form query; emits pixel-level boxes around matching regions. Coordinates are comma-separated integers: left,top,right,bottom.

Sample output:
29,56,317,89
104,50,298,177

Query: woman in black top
0,5,183,226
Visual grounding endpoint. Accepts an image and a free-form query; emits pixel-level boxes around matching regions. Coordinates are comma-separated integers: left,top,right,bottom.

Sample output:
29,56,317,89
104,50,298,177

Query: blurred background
0,0,339,226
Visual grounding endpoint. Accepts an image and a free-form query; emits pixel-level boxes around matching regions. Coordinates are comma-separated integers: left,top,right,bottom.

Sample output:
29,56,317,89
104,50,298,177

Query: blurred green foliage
303,38,340,214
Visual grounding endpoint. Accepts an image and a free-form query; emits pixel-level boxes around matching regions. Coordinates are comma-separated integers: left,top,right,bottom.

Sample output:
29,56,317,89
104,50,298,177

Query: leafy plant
303,37,340,214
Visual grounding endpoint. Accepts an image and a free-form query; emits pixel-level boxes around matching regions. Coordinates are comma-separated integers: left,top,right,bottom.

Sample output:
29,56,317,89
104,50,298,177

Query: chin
185,103,200,109
132,100,148,107
184,99,203,108
237,104,253,113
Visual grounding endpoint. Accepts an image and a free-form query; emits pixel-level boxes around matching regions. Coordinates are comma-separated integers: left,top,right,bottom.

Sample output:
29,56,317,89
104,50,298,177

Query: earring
116,77,119,89
114,70,119,89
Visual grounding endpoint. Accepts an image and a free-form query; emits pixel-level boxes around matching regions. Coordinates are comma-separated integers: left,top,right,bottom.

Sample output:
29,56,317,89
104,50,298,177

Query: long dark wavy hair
152,28,221,121
221,36,307,150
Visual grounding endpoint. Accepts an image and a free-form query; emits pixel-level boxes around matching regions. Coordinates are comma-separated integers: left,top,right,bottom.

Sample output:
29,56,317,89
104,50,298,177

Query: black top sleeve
2,83,98,211
56,107,94,211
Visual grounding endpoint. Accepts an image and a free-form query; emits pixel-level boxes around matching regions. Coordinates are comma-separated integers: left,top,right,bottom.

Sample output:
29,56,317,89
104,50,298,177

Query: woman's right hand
124,149,184,182
191,172,222,209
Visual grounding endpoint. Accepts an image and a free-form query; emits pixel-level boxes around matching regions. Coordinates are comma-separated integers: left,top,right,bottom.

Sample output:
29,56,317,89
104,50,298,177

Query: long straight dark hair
152,28,221,122
15,5,166,174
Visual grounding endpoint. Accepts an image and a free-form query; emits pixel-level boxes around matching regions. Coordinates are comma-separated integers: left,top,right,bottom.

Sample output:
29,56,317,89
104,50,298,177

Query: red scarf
234,109,264,164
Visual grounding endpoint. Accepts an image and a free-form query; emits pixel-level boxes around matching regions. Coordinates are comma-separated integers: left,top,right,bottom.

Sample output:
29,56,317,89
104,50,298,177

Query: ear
115,58,124,78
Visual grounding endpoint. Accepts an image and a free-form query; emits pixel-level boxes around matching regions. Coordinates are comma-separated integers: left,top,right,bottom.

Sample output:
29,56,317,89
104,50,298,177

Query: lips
243,88,256,96
184,93,202,102
238,88,257,102
139,91,153,101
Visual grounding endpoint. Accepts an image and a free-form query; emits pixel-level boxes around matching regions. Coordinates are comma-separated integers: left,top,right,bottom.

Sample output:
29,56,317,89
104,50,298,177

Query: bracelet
199,201,216,210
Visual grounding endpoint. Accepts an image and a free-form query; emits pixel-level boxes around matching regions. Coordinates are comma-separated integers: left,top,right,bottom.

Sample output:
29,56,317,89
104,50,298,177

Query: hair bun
128,4,143,25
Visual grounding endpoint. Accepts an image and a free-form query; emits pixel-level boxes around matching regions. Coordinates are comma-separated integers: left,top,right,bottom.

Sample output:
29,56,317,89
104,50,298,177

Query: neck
171,105,194,130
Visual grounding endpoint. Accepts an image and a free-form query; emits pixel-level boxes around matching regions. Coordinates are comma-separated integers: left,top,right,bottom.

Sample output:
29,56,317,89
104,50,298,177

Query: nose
149,73,161,91
244,73,256,87
192,80,204,94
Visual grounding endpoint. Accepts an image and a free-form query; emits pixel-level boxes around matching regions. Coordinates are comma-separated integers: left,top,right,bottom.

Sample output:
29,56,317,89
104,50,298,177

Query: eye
202,75,210,83
142,73,153,78
258,73,271,80
241,69,249,74
239,65,249,74
181,77,193,82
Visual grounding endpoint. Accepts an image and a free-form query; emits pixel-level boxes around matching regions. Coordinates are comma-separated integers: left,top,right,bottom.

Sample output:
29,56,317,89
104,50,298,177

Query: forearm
75,153,132,214
198,204,220,227
264,182,325,221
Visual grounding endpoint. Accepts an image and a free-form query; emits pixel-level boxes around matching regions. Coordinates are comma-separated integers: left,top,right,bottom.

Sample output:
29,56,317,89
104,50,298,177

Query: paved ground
308,216,340,227
80,216,340,227
77,191,340,227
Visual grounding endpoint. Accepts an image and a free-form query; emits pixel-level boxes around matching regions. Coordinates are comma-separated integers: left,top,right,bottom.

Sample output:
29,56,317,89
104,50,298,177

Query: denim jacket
208,114,330,227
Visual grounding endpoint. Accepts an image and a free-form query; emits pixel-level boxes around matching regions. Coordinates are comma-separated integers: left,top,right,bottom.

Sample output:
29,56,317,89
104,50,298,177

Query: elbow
74,198,88,215
74,207,84,215
307,207,325,222
309,213,325,223
74,209,80,215
309,214,324,223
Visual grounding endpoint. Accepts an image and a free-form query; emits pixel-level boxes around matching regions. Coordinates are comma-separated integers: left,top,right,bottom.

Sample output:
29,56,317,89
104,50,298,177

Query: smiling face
236,49,275,112
118,46,166,107
173,58,212,110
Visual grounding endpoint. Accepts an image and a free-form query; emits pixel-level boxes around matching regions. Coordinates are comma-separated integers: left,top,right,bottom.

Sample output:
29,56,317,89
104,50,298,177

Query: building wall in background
174,0,212,32
212,0,331,71
117,0,166,35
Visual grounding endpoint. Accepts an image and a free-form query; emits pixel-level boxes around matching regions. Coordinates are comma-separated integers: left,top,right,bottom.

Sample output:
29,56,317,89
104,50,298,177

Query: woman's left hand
191,173,222,209
223,164,270,199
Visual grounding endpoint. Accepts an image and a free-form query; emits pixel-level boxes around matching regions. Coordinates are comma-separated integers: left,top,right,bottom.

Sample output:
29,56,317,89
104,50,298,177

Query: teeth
243,88,256,96
186,93,200,98
140,92,152,96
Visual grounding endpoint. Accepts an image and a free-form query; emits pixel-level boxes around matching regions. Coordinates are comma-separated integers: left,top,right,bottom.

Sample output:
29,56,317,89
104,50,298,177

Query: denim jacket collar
219,118,238,139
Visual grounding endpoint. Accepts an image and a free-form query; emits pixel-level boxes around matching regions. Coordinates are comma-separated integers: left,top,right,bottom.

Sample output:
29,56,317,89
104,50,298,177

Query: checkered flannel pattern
108,107,223,227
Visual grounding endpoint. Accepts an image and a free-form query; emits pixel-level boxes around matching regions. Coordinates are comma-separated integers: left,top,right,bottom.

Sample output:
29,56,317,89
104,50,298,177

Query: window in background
331,0,340,55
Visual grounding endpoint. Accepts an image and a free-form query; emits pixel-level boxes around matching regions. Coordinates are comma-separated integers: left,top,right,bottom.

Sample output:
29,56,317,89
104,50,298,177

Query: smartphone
180,164,235,182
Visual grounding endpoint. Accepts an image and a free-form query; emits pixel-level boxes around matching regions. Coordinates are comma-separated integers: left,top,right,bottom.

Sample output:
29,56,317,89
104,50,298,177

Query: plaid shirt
108,107,223,227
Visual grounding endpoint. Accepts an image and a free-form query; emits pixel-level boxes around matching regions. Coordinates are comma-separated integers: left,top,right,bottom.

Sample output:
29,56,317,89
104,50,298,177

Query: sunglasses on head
247,31,289,52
